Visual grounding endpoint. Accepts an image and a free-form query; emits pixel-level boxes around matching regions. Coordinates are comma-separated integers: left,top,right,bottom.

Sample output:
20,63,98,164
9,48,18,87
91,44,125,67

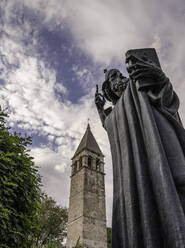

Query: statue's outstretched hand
127,58,166,82
95,85,106,110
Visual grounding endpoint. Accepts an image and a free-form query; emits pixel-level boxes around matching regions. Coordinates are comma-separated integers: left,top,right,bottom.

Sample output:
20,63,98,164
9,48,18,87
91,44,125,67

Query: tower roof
73,124,104,158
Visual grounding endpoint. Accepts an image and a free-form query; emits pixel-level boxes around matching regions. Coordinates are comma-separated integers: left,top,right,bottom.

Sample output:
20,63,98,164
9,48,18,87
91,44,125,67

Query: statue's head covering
102,69,120,104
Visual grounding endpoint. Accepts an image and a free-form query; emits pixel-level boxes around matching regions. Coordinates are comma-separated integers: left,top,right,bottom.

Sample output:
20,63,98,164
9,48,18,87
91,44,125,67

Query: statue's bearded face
108,70,125,98
102,68,128,105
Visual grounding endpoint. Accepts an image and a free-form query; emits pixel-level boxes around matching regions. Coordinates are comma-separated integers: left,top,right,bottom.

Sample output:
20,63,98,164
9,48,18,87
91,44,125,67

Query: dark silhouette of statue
95,48,185,247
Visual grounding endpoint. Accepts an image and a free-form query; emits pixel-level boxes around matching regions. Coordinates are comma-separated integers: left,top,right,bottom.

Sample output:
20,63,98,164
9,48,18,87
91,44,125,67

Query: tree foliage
31,193,68,247
0,109,41,247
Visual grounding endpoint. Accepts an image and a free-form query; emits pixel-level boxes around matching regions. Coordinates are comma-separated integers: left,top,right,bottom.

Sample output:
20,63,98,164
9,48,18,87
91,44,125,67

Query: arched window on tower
96,158,100,171
88,156,92,169
74,161,77,173
79,157,82,169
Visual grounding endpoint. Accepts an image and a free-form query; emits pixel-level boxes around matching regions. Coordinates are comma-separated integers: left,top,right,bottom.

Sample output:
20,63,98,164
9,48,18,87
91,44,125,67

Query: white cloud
55,164,66,173
31,145,71,173
0,7,110,216
65,0,185,124
17,0,185,120
2,0,185,226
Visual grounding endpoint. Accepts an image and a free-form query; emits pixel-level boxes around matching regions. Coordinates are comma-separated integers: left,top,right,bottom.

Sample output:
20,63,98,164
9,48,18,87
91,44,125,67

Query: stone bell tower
66,124,107,248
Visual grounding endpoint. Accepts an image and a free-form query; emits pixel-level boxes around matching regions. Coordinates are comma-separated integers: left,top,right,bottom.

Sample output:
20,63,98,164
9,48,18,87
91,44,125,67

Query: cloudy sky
1,0,185,226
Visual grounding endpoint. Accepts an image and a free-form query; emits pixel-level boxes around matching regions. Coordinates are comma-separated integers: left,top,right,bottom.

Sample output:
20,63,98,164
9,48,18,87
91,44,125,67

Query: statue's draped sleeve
105,78,185,248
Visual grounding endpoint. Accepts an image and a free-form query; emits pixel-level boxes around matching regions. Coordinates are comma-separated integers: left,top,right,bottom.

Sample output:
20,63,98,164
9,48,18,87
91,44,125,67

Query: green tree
32,193,68,247
0,109,41,247
32,240,64,248
107,227,112,248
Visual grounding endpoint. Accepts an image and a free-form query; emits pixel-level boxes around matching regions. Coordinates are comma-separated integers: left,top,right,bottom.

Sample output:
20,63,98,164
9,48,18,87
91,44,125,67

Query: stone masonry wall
66,169,85,248
67,149,107,248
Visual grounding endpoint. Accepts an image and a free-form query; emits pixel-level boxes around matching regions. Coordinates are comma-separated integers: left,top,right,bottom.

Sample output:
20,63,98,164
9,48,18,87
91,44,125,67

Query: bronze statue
95,48,185,247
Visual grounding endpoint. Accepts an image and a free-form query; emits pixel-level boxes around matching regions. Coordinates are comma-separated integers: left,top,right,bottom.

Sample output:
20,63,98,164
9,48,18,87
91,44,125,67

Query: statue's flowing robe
105,78,185,248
